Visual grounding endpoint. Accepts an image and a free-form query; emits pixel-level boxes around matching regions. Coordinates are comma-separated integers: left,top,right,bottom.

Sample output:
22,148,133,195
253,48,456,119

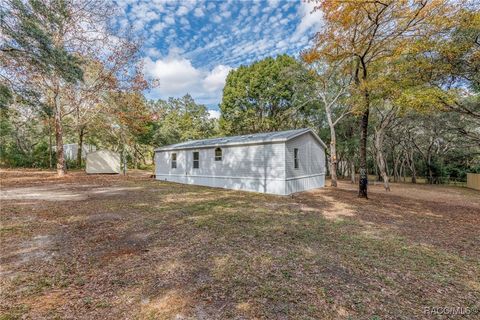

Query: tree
150,94,216,147
303,60,351,187
1,0,143,176
86,91,154,170
396,7,480,142
220,55,318,134
1,0,83,175
307,0,457,198
371,103,400,191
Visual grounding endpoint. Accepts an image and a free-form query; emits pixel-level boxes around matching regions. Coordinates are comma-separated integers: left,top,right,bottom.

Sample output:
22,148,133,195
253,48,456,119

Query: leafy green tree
1,0,83,84
1,0,145,176
306,0,458,198
0,105,51,167
1,0,84,174
395,7,480,143
220,55,318,134
87,91,154,169
150,94,216,146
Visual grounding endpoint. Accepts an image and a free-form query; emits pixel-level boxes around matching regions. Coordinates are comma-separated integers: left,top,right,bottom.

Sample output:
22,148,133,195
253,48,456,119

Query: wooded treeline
1,0,479,196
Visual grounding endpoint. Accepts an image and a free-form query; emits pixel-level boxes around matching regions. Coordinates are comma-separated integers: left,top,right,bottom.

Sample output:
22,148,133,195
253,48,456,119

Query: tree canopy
220,54,319,134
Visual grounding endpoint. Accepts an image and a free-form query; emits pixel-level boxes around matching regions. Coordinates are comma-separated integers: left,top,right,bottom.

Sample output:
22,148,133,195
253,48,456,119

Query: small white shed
52,143,96,160
86,150,121,174
154,128,326,195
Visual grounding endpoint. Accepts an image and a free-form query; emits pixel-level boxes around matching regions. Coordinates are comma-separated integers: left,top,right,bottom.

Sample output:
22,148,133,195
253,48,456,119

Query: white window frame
294,148,299,169
171,153,177,169
214,147,222,161
193,151,199,169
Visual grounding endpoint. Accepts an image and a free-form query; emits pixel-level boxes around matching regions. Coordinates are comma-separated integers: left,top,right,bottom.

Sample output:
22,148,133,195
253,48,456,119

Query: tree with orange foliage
304,0,458,198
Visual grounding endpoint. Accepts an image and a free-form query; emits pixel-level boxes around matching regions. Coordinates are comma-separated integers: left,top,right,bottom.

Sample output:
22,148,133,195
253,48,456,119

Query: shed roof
154,128,327,151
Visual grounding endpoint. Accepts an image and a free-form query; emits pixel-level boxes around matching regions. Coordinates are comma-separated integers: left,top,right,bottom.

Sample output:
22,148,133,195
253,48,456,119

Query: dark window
193,151,199,169
215,148,222,161
171,153,177,169
294,148,299,169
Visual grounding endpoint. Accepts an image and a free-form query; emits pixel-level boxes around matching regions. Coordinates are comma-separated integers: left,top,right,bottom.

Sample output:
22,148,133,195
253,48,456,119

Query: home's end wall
284,132,326,193
285,174,325,194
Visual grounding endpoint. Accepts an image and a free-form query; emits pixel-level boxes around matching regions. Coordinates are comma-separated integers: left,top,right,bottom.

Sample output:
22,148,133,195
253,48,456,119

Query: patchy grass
1,169,479,319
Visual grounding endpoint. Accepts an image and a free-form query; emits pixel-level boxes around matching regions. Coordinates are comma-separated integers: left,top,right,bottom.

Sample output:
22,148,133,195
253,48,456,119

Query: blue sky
113,0,322,115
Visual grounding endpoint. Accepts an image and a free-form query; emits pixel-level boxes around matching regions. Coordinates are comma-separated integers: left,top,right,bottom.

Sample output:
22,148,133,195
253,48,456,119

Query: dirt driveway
1,169,479,319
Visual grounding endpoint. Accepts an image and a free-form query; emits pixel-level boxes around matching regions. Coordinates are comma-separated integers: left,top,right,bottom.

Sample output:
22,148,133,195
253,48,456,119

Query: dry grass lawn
1,169,479,319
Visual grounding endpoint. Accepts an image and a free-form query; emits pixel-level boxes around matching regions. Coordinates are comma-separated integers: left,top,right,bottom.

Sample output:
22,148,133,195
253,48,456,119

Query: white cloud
219,2,229,12
267,0,280,7
144,55,233,105
152,22,166,32
176,5,189,16
208,109,221,119
144,56,200,94
206,2,215,10
220,10,232,19
250,5,259,15
292,1,323,41
193,7,204,17
239,7,248,17
164,16,175,25
204,65,233,92
118,0,326,106
146,47,161,58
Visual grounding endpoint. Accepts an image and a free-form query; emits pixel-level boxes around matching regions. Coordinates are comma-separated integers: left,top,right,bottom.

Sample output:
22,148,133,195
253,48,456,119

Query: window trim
171,153,177,169
193,151,199,169
294,148,299,169
214,147,222,161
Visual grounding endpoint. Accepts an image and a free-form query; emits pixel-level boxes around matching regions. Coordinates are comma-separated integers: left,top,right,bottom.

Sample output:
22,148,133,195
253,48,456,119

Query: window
193,151,199,169
294,148,299,169
171,153,177,169
214,147,222,161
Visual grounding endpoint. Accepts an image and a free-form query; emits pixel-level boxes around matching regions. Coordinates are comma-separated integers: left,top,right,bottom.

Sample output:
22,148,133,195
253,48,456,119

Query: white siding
155,131,326,195
86,150,120,174
155,142,286,194
285,132,326,193
286,174,325,195
156,150,186,175
285,132,325,178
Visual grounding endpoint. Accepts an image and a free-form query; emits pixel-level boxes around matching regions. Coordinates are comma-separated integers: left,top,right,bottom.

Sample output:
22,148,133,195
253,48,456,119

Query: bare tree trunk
77,126,84,167
341,154,349,179
393,157,398,182
401,159,406,182
325,107,338,187
134,144,138,170
350,160,356,184
54,90,65,177
49,121,53,169
358,108,369,198
427,154,434,184
411,159,417,184
374,130,390,191
329,136,338,187
405,148,417,183
395,151,402,183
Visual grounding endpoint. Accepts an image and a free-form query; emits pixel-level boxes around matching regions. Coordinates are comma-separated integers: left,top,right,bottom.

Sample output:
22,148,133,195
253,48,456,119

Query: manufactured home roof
155,128,327,151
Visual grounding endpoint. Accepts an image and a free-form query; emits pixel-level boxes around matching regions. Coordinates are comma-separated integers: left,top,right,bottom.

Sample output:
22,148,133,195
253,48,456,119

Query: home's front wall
285,132,326,194
155,142,287,194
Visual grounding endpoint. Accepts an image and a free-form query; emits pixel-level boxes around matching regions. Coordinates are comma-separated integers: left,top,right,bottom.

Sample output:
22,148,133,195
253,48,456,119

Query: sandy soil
1,169,479,319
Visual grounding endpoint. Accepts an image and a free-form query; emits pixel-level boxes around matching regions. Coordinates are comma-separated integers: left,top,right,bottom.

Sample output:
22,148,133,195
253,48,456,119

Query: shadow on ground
1,170,479,319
